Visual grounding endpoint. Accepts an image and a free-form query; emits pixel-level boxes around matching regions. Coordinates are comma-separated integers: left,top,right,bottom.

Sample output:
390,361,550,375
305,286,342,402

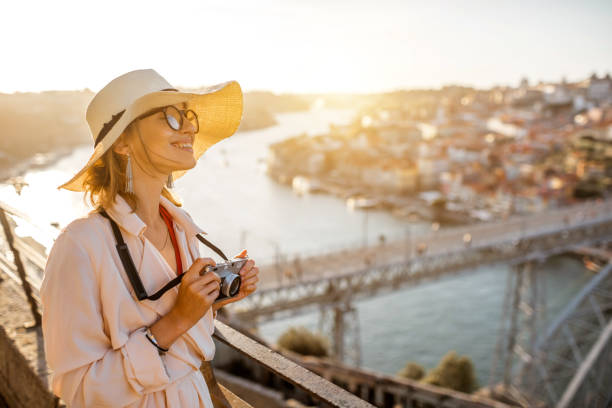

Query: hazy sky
2,0,611,94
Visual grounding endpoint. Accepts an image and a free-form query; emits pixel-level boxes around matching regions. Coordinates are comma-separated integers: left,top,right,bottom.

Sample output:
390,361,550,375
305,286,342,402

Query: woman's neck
131,169,167,232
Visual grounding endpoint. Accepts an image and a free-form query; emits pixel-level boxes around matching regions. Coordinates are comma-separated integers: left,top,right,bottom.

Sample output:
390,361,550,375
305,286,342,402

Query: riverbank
272,172,468,225
0,145,80,188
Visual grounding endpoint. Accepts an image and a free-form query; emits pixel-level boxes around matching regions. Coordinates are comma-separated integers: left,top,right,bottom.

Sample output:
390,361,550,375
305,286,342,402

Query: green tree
397,362,425,380
422,351,478,393
277,326,330,357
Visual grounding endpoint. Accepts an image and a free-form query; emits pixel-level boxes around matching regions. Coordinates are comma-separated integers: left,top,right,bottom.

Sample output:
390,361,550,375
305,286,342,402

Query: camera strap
99,209,229,301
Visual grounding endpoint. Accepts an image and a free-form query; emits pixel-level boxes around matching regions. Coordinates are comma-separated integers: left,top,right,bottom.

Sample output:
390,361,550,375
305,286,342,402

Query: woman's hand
215,249,259,308
169,257,221,330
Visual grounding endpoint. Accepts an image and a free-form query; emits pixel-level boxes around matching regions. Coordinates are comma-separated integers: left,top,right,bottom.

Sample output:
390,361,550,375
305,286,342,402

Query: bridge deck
255,200,612,291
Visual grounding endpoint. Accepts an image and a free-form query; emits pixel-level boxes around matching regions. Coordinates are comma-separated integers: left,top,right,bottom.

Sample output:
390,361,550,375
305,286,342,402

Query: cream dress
41,194,218,407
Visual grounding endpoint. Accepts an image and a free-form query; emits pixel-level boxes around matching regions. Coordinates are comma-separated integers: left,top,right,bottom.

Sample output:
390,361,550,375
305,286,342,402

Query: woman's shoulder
42,212,107,287
54,210,108,249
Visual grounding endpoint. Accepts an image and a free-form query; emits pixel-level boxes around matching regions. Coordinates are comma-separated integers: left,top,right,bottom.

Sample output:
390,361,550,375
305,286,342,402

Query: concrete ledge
0,281,59,408
215,368,287,408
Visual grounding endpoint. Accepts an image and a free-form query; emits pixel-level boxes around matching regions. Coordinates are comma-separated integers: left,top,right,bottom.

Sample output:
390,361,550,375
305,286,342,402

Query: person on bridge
40,69,260,408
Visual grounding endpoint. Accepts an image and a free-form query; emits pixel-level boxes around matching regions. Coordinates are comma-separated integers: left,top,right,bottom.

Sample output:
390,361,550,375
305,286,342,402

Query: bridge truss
230,213,612,369
490,260,612,407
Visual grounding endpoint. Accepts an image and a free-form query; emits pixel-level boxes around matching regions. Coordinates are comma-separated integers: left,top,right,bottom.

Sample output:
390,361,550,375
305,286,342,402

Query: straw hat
58,68,243,192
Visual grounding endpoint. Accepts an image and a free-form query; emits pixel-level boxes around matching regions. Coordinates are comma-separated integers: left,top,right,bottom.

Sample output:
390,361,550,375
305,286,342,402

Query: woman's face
123,102,198,177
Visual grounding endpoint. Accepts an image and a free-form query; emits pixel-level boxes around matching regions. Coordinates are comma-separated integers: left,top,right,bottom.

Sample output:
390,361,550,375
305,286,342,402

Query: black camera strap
99,209,229,301
195,235,228,262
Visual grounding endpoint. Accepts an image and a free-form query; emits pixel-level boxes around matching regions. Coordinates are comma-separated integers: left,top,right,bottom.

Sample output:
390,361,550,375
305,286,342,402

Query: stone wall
0,277,58,408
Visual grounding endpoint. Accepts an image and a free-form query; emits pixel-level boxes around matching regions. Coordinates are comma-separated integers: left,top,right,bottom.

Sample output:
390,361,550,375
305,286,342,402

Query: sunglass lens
165,106,182,130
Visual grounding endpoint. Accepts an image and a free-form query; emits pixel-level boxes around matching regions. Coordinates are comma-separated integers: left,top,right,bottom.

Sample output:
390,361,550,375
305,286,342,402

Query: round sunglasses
137,105,199,133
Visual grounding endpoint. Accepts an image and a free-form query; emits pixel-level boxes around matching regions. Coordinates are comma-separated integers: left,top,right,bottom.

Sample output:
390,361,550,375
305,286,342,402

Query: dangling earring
125,154,134,194
166,173,174,189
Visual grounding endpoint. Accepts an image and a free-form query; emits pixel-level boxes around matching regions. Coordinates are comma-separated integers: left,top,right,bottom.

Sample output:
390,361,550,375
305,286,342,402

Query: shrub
421,351,478,393
277,326,330,357
397,362,425,380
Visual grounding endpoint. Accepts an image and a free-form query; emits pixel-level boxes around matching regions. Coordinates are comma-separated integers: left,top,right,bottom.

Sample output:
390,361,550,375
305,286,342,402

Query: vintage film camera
201,257,247,303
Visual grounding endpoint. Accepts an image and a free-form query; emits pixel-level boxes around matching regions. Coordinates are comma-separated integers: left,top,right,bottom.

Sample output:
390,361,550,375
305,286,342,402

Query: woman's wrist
167,307,193,333
149,309,190,350
145,326,169,353
213,297,233,310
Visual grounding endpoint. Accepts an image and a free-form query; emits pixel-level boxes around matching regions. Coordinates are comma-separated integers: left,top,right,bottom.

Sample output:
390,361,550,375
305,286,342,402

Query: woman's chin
167,151,197,170
172,158,197,172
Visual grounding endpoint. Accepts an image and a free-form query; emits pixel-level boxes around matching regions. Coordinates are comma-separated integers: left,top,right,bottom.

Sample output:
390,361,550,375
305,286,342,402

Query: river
0,107,593,386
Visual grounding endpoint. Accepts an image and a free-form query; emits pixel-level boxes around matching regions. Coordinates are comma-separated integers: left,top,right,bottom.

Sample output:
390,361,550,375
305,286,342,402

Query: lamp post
405,225,412,262
362,209,369,247
251,233,283,286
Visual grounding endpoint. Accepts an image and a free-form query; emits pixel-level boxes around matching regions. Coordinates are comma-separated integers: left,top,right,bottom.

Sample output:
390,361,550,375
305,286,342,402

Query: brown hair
82,123,182,212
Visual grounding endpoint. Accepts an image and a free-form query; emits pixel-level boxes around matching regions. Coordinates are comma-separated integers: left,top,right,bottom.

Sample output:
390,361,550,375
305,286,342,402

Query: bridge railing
0,201,373,408
254,199,612,289
299,199,611,263
238,205,612,319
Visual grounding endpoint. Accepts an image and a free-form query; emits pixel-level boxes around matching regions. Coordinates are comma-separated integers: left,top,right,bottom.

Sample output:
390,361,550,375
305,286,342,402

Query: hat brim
58,80,243,192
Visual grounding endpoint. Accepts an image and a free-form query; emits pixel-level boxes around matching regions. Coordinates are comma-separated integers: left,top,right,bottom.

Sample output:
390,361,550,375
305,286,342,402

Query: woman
40,69,259,407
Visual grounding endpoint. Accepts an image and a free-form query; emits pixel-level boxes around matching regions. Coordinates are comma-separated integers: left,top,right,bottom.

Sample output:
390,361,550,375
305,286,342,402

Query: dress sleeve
41,230,171,407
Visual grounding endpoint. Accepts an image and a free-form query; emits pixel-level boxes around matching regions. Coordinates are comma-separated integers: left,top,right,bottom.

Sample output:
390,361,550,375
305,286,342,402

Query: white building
588,74,612,102
417,157,449,189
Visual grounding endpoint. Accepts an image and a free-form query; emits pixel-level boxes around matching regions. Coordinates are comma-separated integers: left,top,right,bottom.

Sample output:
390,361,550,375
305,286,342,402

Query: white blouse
41,194,217,407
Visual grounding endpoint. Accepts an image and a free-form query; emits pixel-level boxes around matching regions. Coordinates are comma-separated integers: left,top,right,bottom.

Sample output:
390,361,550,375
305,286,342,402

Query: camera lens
220,274,241,297
228,276,241,296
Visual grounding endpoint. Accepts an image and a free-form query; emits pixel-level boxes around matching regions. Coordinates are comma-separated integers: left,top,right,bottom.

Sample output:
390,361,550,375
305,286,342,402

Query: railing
0,201,373,408
212,318,514,408
0,202,44,327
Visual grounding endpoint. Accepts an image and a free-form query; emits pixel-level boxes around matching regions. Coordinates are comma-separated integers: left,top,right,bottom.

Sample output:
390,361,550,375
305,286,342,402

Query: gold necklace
158,226,170,251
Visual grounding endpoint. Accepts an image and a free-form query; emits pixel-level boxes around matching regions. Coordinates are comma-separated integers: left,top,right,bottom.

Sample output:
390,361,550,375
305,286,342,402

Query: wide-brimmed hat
58,68,243,191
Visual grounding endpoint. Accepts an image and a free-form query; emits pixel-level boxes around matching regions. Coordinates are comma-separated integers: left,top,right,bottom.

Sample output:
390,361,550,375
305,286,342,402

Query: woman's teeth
172,143,193,152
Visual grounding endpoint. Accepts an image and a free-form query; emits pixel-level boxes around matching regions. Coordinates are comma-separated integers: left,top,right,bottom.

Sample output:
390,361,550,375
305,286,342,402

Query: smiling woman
87,100,201,212
40,69,260,408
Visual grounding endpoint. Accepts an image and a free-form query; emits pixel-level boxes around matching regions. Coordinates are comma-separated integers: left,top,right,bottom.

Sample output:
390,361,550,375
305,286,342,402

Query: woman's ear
112,131,131,156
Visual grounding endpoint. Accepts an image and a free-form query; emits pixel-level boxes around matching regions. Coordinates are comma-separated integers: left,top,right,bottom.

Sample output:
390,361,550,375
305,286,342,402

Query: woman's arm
150,257,221,347
41,231,171,407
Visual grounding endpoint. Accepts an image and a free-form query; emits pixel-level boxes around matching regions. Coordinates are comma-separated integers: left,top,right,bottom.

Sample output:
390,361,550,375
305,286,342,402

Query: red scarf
159,204,183,275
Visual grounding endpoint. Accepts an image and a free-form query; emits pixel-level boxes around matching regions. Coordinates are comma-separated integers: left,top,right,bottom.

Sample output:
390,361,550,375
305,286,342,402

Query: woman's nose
180,114,197,133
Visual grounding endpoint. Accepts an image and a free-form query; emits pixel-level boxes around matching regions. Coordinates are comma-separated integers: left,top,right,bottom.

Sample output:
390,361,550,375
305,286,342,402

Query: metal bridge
489,257,612,407
227,199,612,407
229,200,612,322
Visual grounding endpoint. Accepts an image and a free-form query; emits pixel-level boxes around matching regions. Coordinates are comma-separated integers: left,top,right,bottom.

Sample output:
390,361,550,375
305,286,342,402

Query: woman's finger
184,258,216,284
192,269,221,287
192,274,220,292
241,267,258,279
242,275,258,285
240,261,255,275
199,280,220,297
